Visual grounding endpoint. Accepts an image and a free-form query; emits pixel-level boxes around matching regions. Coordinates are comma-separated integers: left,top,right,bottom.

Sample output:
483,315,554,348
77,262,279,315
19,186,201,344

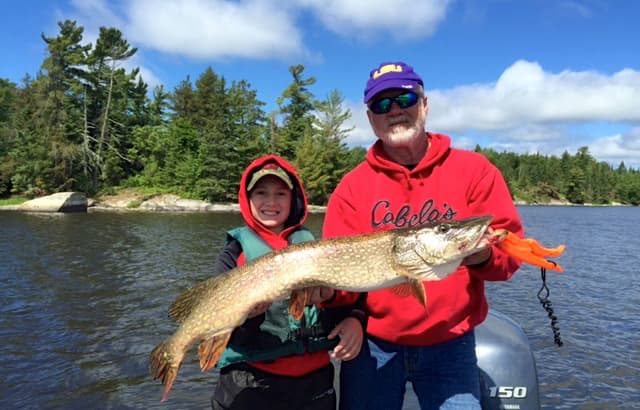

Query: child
211,154,365,410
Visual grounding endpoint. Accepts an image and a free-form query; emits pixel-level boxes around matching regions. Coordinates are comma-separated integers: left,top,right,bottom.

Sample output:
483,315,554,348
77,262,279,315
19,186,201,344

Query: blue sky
2,0,639,168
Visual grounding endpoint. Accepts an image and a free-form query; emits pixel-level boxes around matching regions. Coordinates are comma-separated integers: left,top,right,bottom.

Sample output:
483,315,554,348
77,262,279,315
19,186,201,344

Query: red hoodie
323,133,523,346
235,154,330,376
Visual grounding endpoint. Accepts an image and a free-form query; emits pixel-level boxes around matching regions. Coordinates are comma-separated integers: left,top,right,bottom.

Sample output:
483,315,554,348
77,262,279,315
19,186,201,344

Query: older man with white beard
316,61,524,410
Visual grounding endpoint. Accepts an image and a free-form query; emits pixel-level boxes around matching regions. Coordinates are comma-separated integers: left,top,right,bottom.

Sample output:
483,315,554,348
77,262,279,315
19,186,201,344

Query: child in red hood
211,155,365,410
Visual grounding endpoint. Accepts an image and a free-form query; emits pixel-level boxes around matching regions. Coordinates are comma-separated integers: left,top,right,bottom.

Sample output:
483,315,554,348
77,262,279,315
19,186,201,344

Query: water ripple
1,208,638,409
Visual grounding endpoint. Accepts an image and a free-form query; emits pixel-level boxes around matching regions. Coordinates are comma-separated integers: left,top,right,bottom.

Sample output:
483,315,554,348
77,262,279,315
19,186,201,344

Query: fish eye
437,224,450,233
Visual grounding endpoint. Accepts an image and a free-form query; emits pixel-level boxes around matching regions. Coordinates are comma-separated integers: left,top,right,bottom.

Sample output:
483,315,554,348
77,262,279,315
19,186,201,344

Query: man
319,62,524,410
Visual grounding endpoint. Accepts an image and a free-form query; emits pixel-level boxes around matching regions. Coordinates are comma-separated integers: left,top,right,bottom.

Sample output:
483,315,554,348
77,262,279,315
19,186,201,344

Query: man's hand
462,227,502,267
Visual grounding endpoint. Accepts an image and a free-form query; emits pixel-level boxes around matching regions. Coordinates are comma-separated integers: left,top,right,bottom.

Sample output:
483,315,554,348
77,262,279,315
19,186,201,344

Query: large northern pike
150,215,493,401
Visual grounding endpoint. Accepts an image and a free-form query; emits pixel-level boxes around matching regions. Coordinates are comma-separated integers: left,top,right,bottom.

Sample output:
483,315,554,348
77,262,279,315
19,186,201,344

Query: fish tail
150,341,182,402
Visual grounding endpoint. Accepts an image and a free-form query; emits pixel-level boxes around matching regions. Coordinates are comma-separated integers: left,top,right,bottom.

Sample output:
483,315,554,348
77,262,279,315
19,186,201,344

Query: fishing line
537,265,563,347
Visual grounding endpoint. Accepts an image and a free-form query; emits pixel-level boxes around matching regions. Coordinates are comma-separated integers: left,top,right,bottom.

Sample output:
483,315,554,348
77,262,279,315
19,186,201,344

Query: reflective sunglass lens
369,92,419,114
371,98,392,114
395,92,418,108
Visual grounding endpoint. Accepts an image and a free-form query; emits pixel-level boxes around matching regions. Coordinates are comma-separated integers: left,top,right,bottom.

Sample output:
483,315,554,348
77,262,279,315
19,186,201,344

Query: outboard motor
476,310,541,410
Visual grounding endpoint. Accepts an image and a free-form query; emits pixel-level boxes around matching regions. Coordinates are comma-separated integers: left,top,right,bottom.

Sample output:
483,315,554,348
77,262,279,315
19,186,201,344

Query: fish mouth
454,215,494,257
458,215,493,229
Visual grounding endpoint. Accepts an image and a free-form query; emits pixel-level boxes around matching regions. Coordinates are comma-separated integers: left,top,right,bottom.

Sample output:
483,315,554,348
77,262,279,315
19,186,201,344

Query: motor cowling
476,310,541,410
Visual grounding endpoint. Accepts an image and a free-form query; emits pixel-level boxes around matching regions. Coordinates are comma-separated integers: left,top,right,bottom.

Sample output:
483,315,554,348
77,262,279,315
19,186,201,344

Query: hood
238,155,308,241
367,132,452,175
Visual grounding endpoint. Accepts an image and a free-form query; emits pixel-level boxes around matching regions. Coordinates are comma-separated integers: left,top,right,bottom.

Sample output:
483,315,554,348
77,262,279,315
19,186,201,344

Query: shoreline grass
0,197,28,206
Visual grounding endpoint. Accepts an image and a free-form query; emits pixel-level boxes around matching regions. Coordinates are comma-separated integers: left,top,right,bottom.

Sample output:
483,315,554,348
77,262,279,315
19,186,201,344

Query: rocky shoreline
0,190,631,213
0,190,327,213
90,190,328,213
90,192,242,213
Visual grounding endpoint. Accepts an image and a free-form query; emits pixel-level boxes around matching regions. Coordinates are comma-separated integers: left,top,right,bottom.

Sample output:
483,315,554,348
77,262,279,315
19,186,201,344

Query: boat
476,310,540,409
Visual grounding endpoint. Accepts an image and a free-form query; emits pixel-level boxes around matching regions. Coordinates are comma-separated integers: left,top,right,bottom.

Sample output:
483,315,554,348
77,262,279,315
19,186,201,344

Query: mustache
387,116,409,126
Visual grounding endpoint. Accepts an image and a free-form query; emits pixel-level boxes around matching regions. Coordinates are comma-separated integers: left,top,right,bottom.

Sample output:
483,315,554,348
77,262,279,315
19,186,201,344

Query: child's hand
328,317,363,361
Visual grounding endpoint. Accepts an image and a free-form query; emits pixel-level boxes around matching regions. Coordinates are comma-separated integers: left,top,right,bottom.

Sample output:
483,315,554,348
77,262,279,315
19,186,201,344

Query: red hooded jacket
323,133,523,346
220,154,330,376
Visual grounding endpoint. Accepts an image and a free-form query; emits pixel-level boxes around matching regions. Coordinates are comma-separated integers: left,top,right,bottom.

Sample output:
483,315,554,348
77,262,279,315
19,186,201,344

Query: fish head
393,215,493,280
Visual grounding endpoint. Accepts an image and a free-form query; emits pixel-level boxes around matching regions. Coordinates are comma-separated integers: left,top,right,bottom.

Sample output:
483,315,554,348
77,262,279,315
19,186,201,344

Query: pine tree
276,65,316,160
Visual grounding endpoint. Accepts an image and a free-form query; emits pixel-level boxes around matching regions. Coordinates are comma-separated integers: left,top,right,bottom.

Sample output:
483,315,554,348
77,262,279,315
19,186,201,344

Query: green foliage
0,79,18,195
0,196,28,206
295,90,356,204
275,65,316,159
126,120,200,194
476,146,640,205
1,20,639,207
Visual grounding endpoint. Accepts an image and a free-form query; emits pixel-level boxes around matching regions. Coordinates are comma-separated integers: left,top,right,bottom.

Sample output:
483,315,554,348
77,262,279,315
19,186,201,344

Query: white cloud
299,0,452,40
344,103,374,146
425,60,640,167
68,0,452,60
66,0,124,46
125,0,305,60
64,0,452,90
590,128,640,167
344,61,640,168
65,0,164,88
70,0,123,27
135,63,162,88
57,2,640,168
556,1,595,18
429,60,640,133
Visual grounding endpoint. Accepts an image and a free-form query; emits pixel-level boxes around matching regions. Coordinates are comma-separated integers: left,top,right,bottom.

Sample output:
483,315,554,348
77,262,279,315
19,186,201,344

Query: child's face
248,175,293,233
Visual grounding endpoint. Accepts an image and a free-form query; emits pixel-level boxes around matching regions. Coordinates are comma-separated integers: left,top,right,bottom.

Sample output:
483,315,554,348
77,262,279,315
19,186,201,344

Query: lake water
1,206,638,409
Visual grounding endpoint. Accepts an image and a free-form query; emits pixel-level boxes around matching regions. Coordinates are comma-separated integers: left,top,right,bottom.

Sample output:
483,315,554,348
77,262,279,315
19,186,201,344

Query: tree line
1,20,638,206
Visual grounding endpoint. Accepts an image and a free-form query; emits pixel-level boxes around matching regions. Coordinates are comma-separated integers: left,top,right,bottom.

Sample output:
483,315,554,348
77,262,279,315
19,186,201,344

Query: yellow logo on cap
372,64,403,80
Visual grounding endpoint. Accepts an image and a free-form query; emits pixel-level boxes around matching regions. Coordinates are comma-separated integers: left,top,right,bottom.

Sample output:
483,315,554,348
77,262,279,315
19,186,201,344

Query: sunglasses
368,91,420,114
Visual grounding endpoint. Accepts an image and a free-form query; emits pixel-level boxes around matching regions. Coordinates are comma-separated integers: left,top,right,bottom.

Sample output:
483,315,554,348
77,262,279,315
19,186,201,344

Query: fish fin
169,276,223,322
390,279,427,306
408,278,427,306
391,283,413,297
150,340,182,402
198,333,232,372
288,289,309,321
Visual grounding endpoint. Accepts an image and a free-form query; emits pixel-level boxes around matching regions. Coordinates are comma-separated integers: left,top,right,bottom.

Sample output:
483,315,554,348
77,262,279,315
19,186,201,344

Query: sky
2,0,639,168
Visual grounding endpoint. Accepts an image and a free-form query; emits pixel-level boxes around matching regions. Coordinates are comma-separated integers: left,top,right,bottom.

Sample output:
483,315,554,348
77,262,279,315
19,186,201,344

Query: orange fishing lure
494,230,565,272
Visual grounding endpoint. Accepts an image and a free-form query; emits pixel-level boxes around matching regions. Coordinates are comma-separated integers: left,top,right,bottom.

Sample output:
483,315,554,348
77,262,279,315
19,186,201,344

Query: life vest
216,226,339,368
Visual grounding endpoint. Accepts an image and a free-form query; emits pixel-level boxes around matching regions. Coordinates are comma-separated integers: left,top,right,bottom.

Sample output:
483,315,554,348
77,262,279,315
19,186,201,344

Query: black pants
212,362,336,410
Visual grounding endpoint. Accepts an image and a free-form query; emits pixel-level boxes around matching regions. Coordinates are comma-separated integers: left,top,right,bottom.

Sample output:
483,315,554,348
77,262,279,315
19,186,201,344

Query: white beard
385,120,420,146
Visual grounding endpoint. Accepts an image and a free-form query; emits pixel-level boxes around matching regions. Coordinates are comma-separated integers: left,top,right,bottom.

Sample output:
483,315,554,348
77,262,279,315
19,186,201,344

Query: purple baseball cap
364,61,424,103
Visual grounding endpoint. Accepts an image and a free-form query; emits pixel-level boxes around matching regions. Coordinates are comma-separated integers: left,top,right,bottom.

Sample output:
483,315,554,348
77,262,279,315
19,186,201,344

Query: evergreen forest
1,21,638,206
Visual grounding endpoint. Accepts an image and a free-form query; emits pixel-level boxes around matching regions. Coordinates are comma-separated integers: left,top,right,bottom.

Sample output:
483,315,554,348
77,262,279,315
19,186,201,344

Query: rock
18,192,88,213
90,191,241,212
93,190,144,209
89,191,324,213
139,194,240,212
